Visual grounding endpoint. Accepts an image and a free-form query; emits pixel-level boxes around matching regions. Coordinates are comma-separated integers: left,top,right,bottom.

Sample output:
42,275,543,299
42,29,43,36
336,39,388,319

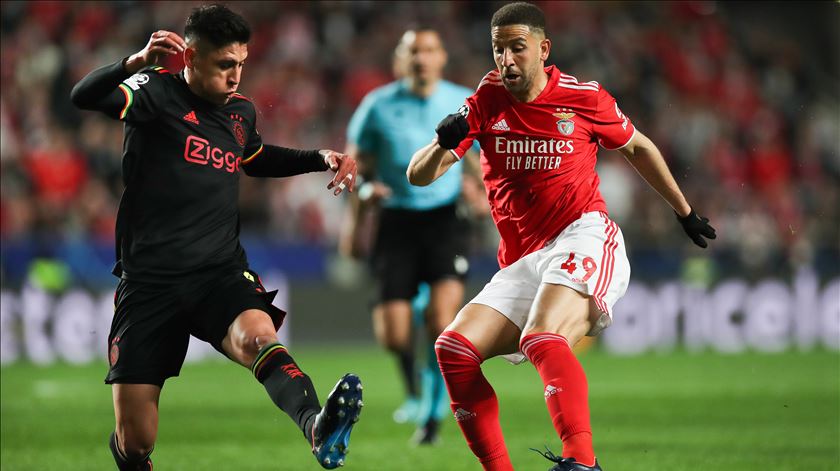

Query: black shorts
105,266,285,386
372,204,469,302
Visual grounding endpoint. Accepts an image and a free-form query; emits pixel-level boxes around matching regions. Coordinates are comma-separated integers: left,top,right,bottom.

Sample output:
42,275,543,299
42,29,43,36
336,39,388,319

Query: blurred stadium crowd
1,1,837,287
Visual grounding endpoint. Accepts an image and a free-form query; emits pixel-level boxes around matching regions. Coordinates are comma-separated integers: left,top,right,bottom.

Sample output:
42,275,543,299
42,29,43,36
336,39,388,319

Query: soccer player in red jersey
408,3,715,471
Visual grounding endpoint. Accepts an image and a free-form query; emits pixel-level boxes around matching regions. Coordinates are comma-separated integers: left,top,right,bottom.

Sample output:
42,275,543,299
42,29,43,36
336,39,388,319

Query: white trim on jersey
558,76,600,87
559,72,599,84
557,82,600,92
599,126,637,151
477,71,502,90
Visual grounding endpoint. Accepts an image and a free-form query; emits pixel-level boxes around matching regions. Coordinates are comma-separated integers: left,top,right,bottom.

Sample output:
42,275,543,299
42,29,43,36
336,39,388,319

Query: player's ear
539,38,551,62
184,47,197,68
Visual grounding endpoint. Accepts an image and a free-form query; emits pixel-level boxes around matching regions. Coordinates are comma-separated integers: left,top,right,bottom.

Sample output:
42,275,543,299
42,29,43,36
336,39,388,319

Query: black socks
109,431,152,471
251,343,321,439
397,349,418,398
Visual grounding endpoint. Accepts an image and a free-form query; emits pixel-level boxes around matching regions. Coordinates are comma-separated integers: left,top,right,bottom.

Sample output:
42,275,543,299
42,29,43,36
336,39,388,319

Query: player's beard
504,71,531,96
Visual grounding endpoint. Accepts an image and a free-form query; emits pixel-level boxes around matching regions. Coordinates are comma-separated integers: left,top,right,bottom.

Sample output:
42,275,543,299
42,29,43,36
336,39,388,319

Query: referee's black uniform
72,60,329,386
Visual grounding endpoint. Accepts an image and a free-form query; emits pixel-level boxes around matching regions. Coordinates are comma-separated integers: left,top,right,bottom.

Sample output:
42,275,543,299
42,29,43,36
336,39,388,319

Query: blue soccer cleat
311,374,363,469
532,447,602,471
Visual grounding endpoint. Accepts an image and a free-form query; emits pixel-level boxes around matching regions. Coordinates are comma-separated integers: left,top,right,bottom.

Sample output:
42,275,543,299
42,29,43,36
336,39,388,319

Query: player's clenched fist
435,105,470,150
321,150,357,196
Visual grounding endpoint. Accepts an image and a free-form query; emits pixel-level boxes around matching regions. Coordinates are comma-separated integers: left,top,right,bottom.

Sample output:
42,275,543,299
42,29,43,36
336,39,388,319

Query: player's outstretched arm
407,110,468,186
241,147,357,196
407,141,459,186
70,31,185,112
619,130,716,248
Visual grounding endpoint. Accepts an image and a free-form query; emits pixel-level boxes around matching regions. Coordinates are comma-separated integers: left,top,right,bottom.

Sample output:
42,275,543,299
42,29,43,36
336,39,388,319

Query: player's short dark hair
490,2,546,35
185,4,251,49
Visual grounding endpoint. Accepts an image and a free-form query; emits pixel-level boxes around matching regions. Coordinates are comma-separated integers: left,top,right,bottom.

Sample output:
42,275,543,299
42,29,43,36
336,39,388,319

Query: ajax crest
233,121,246,146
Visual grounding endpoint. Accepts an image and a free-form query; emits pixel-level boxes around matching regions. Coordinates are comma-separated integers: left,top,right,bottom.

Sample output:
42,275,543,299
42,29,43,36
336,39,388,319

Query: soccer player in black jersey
71,5,362,470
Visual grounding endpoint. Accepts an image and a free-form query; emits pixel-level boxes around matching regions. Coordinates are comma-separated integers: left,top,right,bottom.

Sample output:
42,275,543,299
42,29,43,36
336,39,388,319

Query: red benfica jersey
452,66,635,267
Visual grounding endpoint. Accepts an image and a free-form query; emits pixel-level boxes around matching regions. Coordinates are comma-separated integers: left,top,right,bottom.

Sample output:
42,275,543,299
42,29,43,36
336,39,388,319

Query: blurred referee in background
343,27,481,445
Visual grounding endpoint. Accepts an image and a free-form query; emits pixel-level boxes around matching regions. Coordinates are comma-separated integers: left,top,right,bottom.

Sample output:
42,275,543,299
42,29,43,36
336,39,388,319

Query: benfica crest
553,111,576,136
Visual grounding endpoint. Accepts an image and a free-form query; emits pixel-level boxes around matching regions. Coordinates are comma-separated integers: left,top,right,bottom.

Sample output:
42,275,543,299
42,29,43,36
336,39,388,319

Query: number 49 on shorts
561,252,597,283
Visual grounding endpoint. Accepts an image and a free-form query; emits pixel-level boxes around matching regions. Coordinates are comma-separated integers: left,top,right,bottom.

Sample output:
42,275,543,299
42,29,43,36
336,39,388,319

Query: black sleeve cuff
242,145,329,177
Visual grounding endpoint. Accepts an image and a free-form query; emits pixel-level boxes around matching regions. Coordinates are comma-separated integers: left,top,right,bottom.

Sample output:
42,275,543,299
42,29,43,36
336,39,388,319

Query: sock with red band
521,333,595,467
251,342,321,440
436,331,513,471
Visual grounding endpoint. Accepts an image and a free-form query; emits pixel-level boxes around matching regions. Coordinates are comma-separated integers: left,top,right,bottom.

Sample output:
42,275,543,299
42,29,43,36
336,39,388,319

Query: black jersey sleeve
70,58,130,114
240,103,329,177
71,60,170,122
242,145,329,177
114,67,171,123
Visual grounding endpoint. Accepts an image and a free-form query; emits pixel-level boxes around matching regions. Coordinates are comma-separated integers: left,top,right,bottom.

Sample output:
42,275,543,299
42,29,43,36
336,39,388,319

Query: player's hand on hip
676,208,717,248
126,30,187,73
435,105,470,150
321,150,357,196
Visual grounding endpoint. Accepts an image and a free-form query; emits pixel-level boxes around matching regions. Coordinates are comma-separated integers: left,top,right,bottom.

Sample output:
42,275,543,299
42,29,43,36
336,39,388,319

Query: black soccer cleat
410,418,440,446
311,374,363,469
532,446,602,471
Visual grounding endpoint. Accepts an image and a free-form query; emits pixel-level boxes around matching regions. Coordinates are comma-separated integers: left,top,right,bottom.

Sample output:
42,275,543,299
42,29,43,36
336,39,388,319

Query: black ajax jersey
113,66,263,281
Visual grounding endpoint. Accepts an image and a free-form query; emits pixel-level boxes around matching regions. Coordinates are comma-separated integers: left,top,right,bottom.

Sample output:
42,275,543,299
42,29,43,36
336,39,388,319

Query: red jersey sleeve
593,88,636,150
451,95,481,159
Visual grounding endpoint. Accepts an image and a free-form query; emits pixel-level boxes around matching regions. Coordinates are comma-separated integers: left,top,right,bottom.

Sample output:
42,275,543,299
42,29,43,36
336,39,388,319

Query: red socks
437,330,595,468
521,333,595,467
436,331,513,471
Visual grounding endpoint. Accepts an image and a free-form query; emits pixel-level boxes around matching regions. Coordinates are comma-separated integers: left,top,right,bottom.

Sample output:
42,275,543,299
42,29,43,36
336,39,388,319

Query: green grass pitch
2,346,838,470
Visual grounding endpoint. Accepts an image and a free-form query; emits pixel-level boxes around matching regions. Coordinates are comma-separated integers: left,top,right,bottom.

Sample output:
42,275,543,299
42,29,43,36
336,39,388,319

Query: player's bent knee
226,310,278,364
521,315,590,346
234,331,276,364
435,331,483,377
116,426,155,459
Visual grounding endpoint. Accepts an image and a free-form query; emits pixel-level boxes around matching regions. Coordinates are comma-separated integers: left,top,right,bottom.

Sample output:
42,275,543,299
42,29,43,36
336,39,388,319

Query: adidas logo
544,384,562,399
183,110,199,125
281,363,304,379
454,407,477,422
491,118,510,131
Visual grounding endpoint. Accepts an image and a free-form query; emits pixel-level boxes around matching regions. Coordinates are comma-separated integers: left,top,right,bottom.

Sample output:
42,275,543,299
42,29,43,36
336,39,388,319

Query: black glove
435,105,470,150
676,208,716,248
